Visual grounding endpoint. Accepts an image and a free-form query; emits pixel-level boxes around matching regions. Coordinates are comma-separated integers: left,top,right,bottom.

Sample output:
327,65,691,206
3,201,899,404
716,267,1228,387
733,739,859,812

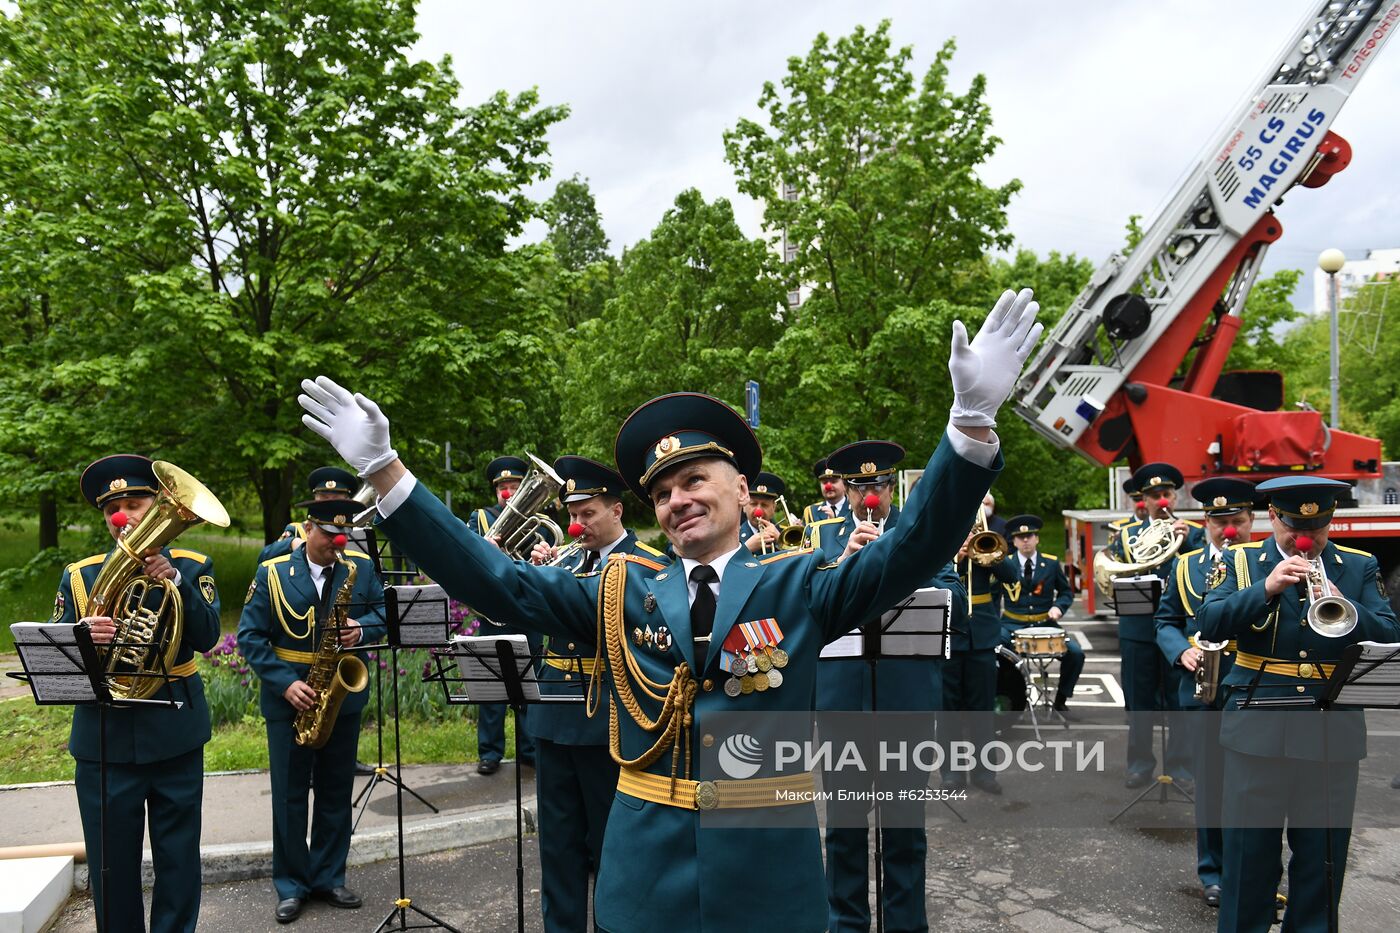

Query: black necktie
580,550,598,574
690,565,718,638
1023,559,1034,584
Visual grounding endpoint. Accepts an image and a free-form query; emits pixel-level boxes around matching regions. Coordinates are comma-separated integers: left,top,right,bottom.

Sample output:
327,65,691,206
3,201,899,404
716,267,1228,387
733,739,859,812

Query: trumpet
964,509,1008,614
773,495,806,550
1304,556,1358,638
547,541,585,567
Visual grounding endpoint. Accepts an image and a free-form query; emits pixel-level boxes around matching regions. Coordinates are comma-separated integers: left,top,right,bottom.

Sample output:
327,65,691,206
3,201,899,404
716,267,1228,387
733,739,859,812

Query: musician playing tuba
1105,462,1205,790
239,499,387,924
51,455,224,933
1151,476,1257,910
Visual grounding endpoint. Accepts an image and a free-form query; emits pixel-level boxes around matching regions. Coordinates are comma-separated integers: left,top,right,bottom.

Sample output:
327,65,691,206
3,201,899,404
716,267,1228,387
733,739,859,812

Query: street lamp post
1319,248,1346,430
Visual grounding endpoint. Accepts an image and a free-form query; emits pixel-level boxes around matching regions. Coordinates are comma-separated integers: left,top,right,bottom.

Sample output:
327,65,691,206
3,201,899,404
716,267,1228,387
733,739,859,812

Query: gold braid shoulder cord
586,558,697,792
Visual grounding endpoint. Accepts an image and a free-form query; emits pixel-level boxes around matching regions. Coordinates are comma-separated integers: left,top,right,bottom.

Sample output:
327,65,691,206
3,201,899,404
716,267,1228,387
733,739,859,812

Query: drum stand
1014,653,1068,741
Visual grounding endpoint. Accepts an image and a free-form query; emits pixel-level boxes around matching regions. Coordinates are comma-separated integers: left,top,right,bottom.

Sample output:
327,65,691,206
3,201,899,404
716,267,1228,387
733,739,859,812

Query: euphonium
486,453,565,559
1193,636,1229,705
89,461,230,700
294,548,370,748
1304,556,1358,638
1093,508,1186,607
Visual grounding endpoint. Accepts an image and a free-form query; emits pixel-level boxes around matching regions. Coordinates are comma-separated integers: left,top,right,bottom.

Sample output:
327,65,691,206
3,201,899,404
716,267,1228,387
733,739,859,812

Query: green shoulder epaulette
1179,547,1204,560
760,548,808,565
1042,553,1058,561
344,549,371,561
169,548,209,563
261,553,293,568
1332,543,1375,558
634,541,665,557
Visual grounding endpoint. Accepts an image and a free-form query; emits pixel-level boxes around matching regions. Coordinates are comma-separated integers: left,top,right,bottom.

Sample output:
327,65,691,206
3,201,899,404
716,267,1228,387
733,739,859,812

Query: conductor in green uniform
297,288,1042,933
1198,476,1400,933
54,455,222,933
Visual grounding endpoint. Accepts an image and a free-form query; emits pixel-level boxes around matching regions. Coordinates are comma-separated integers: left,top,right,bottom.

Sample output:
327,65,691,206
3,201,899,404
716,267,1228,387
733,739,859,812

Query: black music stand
351,584,448,833
1108,575,1191,821
8,621,182,933
1309,640,1400,933
429,635,581,933
357,584,460,933
819,587,957,933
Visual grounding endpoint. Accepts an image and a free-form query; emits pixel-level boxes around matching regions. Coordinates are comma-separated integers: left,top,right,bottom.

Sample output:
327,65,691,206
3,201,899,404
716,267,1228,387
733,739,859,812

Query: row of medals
724,647,790,697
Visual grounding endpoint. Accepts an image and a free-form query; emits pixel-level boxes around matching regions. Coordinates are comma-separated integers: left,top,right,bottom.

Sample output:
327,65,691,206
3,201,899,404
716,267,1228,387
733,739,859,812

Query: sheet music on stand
1112,575,1162,616
819,587,951,660
9,622,101,704
385,584,453,647
1322,641,1400,708
443,635,547,705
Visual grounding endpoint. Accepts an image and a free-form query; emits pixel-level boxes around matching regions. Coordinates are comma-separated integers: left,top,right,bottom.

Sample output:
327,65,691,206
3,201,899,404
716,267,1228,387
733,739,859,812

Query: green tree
723,22,1023,491
559,189,785,460
542,174,618,330
0,0,567,540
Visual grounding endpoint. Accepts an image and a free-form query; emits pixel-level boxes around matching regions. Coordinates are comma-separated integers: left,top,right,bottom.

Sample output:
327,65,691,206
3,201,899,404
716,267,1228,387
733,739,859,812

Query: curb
71,799,536,891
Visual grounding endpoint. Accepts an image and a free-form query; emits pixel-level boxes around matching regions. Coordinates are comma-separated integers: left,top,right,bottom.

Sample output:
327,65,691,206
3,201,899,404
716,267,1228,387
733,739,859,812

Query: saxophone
294,549,370,748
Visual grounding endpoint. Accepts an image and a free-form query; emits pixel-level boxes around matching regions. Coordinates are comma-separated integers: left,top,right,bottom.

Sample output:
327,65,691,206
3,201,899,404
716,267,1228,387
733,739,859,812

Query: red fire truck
1010,1,1400,613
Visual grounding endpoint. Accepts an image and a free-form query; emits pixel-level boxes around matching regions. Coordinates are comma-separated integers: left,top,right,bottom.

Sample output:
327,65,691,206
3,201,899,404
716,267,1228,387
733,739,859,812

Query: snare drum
1012,626,1067,657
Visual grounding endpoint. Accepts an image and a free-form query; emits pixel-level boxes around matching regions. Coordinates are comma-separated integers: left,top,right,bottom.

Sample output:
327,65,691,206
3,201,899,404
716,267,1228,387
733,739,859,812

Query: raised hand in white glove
948,288,1043,427
298,376,399,477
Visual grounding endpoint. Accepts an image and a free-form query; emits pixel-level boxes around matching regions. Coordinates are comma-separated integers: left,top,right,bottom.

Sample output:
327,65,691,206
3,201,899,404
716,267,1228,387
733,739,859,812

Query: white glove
948,288,1043,427
298,376,399,477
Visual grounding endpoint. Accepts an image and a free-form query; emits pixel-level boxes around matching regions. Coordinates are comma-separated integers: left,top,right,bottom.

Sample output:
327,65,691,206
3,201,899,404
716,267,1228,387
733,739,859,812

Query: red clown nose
864,493,881,510
501,488,512,500
822,482,834,493
567,522,584,538
752,508,765,521
1221,526,1238,541
110,511,129,529
1156,497,1171,510
1135,501,1147,512
1294,535,1314,553
333,534,348,548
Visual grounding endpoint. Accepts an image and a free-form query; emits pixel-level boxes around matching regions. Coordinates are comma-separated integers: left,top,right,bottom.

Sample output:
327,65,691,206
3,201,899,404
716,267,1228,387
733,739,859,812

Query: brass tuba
89,462,230,700
1092,511,1186,608
1193,636,1230,705
486,453,564,559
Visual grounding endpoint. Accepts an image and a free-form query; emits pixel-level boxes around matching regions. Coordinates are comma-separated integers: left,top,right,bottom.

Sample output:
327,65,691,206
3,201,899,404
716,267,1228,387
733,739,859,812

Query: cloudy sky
413,1,1399,306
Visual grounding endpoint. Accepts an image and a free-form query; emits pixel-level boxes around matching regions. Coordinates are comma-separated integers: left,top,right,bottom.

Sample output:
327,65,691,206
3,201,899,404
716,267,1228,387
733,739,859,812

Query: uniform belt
970,593,992,606
543,651,598,677
616,767,815,811
1233,651,1334,681
1189,634,1238,652
166,659,199,679
1004,610,1049,623
274,646,317,665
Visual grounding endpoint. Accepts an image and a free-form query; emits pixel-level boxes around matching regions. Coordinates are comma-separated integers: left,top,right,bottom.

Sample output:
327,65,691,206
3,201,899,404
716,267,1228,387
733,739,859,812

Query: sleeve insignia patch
199,575,217,605
1207,560,1229,589
51,592,64,622
245,578,258,605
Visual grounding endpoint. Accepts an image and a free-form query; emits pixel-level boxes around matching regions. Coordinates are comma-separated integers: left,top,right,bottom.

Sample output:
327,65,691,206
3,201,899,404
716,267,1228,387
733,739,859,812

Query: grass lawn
0,695,509,785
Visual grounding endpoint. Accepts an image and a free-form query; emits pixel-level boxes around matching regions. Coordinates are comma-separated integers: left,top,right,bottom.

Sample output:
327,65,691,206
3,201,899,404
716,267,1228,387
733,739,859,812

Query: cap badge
1149,475,1162,487
334,514,347,525
1301,502,1319,516
1212,496,1227,508
1017,524,1030,533
655,436,680,458
755,485,768,493
109,477,127,492
326,480,338,489
566,478,576,492
861,461,877,474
